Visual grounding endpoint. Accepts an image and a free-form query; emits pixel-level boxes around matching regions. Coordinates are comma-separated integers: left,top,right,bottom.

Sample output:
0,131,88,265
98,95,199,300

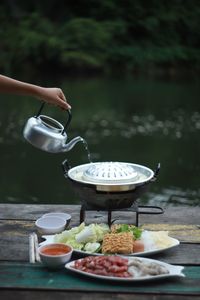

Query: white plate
40,234,180,257
65,256,185,282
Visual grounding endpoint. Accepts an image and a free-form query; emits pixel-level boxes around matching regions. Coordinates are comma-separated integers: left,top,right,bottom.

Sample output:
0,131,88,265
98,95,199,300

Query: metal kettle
23,103,83,153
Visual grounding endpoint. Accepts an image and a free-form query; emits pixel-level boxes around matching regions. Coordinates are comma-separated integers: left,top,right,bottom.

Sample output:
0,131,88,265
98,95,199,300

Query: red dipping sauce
41,245,71,256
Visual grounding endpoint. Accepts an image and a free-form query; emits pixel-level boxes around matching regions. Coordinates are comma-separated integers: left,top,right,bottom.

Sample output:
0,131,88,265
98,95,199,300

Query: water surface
0,75,200,208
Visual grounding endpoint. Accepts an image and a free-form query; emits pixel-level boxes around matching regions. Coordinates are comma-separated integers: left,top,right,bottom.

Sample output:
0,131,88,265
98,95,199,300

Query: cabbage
66,239,84,250
53,222,110,252
54,230,72,243
75,226,97,243
84,242,101,253
92,223,110,242
75,223,110,244
70,222,85,234
54,222,86,243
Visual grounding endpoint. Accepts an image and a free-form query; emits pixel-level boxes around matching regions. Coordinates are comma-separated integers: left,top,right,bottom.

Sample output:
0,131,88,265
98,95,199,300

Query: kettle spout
61,136,84,152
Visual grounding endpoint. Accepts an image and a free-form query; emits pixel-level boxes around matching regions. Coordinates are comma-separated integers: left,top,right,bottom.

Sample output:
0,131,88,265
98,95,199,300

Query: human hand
37,87,71,110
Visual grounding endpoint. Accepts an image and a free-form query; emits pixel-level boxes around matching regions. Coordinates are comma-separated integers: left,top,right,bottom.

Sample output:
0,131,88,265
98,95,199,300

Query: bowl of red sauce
38,243,73,268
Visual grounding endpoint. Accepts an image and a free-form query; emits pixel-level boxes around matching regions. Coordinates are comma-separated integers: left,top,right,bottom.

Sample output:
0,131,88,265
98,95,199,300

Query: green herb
116,225,142,240
131,227,142,239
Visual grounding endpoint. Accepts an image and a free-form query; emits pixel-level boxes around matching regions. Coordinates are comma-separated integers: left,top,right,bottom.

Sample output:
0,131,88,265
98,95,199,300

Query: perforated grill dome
83,162,138,184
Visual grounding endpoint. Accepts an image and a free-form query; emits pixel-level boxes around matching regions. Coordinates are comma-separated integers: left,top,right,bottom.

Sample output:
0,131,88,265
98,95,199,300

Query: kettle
23,102,84,153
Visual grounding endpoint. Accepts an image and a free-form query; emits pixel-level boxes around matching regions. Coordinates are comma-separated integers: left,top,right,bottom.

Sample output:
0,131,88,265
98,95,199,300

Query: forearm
0,74,70,110
0,75,42,98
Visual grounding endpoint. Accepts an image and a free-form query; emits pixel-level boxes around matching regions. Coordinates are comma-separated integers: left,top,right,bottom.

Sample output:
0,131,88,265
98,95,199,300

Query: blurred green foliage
0,0,200,75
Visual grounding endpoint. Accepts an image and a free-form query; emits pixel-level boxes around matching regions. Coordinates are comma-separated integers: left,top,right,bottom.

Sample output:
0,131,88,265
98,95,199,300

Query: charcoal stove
62,160,163,226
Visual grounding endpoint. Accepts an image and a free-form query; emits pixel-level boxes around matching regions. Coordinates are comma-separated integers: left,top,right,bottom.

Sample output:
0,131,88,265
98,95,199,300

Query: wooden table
0,204,200,300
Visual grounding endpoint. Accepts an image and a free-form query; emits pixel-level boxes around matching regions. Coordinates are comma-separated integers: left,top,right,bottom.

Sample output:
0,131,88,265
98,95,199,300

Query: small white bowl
38,243,73,268
42,212,71,227
35,216,66,235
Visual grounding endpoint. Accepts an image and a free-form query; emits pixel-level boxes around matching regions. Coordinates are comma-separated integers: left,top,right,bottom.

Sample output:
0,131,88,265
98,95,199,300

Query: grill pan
62,160,160,209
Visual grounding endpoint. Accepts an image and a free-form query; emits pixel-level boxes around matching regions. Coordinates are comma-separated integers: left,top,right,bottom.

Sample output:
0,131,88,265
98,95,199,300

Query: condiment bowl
41,212,71,227
38,243,73,268
35,216,66,235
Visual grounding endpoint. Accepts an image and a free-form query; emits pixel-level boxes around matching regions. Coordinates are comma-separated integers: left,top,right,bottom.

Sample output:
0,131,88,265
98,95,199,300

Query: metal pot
23,102,83,153
62,160,160,209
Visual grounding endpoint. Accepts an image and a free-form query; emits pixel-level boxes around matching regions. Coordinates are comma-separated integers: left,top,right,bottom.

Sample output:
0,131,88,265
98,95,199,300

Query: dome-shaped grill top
83,162,138,184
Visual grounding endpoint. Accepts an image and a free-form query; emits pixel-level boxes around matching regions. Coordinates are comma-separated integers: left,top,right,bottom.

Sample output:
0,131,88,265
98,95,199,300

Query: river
0,74,200,208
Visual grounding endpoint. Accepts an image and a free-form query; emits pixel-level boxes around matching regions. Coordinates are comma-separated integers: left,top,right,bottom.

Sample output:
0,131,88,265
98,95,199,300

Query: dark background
0,0,200,77
0,0,200,208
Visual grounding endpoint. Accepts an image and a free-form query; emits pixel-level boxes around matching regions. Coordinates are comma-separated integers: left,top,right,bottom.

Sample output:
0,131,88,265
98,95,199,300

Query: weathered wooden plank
142,224,200,243
0,290,198,300
0,204,200,226
0,204,79,222
1,219,200,245
0,263,199,295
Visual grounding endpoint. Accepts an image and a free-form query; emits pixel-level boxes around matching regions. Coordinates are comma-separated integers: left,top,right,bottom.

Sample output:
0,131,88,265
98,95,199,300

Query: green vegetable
76,226,97,243
116,224,142,239
92,223,110,242
84,242,101,253
65,239,84,250
54,222,85,244
54,222,109,253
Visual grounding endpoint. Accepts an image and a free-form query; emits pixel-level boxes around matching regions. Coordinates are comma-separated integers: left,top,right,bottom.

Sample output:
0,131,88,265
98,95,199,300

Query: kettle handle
62,159,71,177
36,102,72,135
62,109,72,135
